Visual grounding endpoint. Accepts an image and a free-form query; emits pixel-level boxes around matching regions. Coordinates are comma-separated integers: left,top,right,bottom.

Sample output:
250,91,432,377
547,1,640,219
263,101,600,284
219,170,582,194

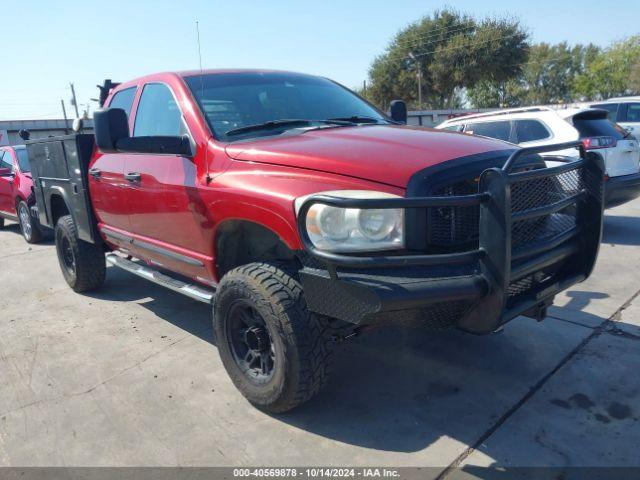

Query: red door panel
0,150,16,215
123,153,213,277
88,153,130,233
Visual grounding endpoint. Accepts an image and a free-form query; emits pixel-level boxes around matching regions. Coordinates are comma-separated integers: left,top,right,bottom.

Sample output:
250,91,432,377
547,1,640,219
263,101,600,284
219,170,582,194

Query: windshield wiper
225,119,355,137
226,120,314,137
326,115,385,124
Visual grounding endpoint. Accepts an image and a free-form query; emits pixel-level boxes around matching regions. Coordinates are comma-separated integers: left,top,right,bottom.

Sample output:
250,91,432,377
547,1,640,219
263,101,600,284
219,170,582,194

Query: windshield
184,72,387,141
15,148,30,172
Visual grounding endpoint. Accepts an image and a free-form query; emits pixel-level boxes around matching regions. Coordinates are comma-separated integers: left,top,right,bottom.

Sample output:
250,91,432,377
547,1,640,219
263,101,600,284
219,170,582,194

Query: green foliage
466,79,524,108
573,36,640,99
630,60,640,93
366,9,529,109
468,42,600,107
365,9,640,109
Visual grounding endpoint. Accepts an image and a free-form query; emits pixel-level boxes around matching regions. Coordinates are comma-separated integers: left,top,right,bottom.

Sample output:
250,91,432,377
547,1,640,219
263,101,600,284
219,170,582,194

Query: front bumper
297,143,605,335
300,264,585,333
605,172,640,208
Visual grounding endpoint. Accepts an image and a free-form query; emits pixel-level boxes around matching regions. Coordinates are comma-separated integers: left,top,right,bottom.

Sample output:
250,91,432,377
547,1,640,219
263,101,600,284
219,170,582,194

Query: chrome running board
106,253,215,304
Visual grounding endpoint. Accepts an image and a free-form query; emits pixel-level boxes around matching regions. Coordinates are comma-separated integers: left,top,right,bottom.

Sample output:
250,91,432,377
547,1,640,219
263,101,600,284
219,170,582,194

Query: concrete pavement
1,199,640,473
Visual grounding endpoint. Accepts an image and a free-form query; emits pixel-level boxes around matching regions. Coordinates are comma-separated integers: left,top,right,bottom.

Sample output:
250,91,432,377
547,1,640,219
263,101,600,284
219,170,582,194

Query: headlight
295,190,404,252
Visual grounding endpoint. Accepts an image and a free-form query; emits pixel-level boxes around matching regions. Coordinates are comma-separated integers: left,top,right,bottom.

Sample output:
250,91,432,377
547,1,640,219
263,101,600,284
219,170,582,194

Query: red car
0,145,45,243
27,70,604,412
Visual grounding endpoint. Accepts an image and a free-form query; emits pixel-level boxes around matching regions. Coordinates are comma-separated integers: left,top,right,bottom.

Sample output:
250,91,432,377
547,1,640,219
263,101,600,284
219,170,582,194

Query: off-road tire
17,200,43,244
214,262,334,413
55,215,105,292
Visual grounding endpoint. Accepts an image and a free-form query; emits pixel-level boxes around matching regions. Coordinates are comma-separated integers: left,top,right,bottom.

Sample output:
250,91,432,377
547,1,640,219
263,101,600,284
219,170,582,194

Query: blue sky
1,0,638,120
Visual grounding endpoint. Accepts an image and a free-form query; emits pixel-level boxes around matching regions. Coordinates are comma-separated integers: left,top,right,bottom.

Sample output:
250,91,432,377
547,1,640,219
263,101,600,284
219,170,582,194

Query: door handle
89,168,101,178
124,172,141,182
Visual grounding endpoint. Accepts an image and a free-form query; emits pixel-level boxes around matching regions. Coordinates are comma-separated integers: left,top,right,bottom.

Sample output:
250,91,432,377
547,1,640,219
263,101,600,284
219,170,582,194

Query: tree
467,42,600,107
573,36,640,99
366,9,529,110
466,79,524,108
630,60,640,94
519,42,592,104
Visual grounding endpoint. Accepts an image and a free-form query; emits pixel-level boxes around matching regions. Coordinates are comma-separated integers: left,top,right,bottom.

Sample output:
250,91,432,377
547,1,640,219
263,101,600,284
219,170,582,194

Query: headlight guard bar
296,141,601,283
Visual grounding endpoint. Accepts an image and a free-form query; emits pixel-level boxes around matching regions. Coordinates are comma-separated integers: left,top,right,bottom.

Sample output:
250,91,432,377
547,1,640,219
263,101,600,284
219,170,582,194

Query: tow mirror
94,108,194,157
94,108,130,154
390,100,408,124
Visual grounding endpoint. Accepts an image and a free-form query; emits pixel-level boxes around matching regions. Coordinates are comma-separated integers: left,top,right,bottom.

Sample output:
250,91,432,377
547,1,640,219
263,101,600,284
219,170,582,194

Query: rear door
0,149,16,215
513,119,552,146
89,86,137,237
618,102,640,137
463,120,515,143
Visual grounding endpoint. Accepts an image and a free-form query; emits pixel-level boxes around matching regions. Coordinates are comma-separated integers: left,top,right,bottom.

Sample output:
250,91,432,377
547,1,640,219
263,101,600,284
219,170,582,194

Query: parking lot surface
1,199,640,474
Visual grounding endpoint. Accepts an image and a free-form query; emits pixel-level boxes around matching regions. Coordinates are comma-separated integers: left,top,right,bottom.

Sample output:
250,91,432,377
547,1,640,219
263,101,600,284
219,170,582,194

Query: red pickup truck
0,145,45,243
26,70,605,412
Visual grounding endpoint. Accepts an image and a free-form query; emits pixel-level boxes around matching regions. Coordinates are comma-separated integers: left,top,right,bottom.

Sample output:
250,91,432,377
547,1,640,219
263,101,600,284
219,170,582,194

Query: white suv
437,107,640,208
588,96,640,138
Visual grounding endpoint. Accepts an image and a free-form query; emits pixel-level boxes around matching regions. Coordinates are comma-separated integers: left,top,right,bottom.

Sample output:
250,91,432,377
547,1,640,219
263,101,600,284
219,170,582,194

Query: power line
385,31,523,63
393,22,476,49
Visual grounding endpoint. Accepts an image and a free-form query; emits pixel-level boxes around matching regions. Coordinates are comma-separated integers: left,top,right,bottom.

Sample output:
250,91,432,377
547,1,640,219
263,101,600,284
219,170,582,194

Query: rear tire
0,217,4,228
17,200,43,244
55,215,105,292
214,262,334,413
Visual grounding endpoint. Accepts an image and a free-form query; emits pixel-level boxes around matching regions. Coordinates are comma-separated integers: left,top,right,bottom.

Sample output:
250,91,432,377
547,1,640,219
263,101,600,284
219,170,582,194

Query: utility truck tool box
25,134,98,243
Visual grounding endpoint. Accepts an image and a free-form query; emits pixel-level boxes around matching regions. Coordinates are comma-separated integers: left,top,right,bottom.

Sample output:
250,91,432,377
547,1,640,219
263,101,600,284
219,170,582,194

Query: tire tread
215,262,334,413
55,215,105,292
17,200,43,244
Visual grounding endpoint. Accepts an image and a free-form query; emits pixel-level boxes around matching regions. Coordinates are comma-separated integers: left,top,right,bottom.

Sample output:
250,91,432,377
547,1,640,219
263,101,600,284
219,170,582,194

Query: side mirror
94,108,130,154
390,100,408,124
94,107,194,157
0,167,13,177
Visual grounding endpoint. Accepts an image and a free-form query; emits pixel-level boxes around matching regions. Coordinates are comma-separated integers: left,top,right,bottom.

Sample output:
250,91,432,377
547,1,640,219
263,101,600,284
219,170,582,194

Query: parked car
436,107,640,208
0,145,45,243
26,71,604,412
588,96,640,138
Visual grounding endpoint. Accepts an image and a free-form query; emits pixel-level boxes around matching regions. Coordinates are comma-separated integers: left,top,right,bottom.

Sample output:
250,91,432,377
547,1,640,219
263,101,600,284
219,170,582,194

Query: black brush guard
296,142,604,334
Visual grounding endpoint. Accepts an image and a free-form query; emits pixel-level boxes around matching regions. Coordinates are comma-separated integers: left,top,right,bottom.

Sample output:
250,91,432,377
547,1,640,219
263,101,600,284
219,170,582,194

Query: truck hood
224,125,515,188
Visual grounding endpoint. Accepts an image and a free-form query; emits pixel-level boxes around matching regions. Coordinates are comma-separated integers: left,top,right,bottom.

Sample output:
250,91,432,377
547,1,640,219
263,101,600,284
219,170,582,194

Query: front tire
17,200,43,244
55,215,106,292
214,262,334,413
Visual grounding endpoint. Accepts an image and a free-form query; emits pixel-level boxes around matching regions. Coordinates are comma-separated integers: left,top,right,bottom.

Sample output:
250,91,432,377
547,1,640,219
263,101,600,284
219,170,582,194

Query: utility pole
60,99,70,134
408,52,422,110
69,82,80,118
416,69,422,110
418,68,422,110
